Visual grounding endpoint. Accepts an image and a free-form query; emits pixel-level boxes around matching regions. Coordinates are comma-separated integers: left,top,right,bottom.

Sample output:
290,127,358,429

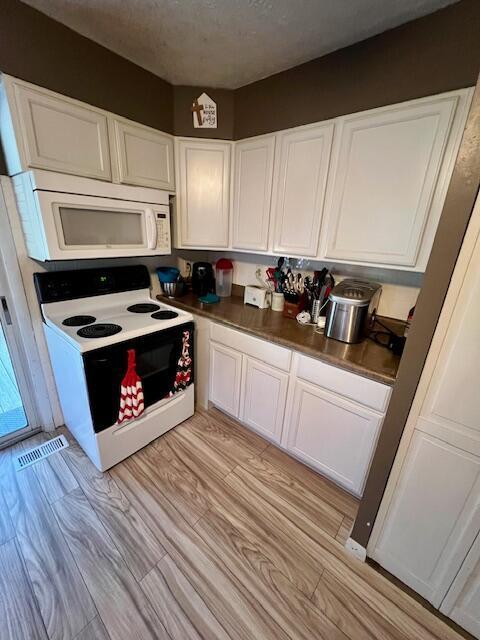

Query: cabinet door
13,81,111,180
176,139,231,248
440,533,480,639
232,135,275,251
416,217,480,457
110,118,174,190
209,342,242,418
323,95,459,267
272,123,334,257
374,431,480,606
240,356,288,443
287,380,383,495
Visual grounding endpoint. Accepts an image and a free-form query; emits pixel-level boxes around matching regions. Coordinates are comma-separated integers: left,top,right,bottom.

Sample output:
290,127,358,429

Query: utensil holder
283,300,304,319
271,292,285,312
311,299,321,324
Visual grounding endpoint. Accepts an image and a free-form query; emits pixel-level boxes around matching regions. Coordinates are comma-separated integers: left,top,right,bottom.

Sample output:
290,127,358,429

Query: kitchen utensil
271,292,285,312
283,299,304,319
311,299,321,324
157,266,180,283
161,281,177,298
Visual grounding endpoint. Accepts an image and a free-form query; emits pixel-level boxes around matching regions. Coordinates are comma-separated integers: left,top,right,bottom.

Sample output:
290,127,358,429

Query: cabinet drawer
296,353,391,412
210,323,291,372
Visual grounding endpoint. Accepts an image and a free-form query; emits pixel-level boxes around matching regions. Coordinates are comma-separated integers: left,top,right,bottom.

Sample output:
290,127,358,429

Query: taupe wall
0,0,173,173
234,0,480,139
352,78,480,547
173,86,234,139
2,0,478,152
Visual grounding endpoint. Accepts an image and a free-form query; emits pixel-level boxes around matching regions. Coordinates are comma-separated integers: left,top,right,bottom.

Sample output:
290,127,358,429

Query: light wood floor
0,407,469,640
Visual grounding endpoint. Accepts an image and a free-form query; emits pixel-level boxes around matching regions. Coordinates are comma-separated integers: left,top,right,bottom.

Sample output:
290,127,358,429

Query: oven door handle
146,208,157,250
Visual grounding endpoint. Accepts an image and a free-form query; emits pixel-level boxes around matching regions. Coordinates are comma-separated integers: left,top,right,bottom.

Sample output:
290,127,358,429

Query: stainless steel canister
325,280,381,343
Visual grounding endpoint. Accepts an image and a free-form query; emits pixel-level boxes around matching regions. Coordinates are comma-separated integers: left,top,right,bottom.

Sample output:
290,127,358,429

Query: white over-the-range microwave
12,169,172,261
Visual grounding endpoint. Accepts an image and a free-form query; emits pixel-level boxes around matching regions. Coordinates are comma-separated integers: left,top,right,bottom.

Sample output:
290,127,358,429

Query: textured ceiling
20,0,458,88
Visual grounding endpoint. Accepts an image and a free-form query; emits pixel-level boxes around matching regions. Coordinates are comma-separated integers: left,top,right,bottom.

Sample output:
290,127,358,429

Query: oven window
136,344,172,378
59,207,144,246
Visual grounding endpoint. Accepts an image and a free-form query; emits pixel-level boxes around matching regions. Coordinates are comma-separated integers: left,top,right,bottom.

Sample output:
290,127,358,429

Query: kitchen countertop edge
158,294,400,386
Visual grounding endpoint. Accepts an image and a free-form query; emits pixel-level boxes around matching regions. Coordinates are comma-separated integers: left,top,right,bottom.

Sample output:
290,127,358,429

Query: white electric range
35,265,194,470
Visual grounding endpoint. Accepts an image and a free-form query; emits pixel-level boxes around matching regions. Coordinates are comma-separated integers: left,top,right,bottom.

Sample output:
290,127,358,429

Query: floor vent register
14,434,69,471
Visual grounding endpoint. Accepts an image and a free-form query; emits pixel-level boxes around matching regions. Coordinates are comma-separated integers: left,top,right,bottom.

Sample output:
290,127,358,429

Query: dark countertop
158,292,402,386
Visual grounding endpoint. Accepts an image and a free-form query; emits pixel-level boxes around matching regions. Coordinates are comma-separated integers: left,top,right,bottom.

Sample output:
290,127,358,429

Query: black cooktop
62,315,96,327
127,303,160,314
151,310,179,320
77,323,122,338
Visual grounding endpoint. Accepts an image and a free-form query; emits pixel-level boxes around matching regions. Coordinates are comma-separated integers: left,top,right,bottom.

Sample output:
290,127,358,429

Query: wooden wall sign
192,93,217,128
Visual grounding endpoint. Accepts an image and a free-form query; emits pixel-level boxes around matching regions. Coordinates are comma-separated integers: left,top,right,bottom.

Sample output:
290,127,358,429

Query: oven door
82,322,194,432
35,191,170,259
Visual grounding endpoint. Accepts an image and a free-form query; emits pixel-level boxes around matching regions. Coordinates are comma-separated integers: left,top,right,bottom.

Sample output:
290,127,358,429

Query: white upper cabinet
109,117,174,190
175,138,231,248
1,76,111,180
272,122,334,257
232,135,275,251
321,91,471,269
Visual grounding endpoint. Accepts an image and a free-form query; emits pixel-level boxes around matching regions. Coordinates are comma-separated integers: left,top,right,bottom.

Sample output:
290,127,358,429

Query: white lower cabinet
373,430,480,606
209,342,242,418
240,356,289,443
207,322,390,495
285,379,383,495
440,533,480,638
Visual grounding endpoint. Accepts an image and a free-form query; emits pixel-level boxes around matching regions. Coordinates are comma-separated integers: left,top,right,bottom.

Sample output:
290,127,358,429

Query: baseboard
345,537,367,562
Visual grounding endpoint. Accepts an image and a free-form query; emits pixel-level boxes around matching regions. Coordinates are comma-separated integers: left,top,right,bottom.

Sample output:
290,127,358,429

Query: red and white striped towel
118,349,145,424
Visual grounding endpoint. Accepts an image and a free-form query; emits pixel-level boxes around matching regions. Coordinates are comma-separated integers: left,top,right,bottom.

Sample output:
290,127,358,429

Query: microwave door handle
146,208,157,249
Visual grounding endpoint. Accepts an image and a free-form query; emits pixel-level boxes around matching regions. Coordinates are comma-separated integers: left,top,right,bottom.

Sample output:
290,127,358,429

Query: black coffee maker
192,262,215,297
